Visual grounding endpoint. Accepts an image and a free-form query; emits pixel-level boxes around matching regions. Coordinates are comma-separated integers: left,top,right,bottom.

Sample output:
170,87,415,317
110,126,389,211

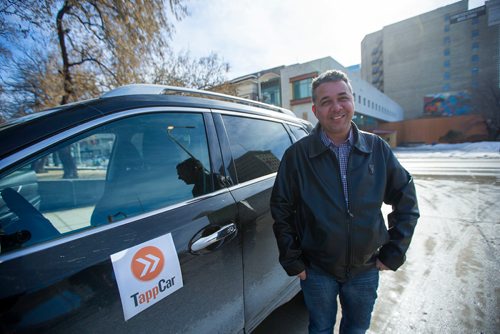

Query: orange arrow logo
131,246,165,281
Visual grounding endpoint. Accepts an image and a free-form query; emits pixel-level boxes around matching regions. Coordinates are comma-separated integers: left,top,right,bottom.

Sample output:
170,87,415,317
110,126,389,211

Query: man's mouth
332,114,345,120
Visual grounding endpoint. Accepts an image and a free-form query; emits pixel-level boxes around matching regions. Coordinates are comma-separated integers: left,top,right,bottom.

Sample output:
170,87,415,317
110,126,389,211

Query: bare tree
471,78,500,140
1,0,235,114
1,0,188,104
152,50,234,90
54,0,189,104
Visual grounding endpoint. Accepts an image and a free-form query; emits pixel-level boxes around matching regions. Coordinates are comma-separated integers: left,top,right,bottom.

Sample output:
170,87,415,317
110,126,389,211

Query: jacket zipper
346,208,354,279
345,151,353,280
331,144,354,280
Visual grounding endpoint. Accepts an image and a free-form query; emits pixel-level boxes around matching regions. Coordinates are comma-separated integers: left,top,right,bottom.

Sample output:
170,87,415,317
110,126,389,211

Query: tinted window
289,125,309,140
0,112,213,253
222,115,292,183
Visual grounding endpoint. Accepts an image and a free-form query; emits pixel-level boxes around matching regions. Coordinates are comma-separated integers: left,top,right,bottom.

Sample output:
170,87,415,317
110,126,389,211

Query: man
176,157,211,197
271,69,419,333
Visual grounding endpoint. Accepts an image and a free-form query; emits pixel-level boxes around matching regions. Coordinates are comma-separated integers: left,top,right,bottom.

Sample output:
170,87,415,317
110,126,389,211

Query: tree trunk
56,1,73,106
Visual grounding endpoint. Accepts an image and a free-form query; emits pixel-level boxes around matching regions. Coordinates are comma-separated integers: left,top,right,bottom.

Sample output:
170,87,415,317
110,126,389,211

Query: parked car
0,85,311,333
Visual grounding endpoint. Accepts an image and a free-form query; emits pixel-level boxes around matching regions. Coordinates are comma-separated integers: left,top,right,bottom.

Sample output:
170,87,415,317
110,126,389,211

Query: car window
289,124,309,140
221,115,292,183
0,112,213,254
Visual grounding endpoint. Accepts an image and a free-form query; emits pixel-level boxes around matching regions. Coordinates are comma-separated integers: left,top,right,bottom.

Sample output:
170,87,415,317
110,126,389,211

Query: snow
393,141,500,159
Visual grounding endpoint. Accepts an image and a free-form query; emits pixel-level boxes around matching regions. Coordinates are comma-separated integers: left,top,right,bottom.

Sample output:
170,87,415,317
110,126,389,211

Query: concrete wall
377,114,489,145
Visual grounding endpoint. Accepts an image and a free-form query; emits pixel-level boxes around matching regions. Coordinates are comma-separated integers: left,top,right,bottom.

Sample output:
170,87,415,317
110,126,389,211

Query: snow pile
393,142,500,159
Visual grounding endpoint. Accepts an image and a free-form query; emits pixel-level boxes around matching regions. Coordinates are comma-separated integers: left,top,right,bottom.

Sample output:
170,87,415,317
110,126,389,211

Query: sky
171,0,487,79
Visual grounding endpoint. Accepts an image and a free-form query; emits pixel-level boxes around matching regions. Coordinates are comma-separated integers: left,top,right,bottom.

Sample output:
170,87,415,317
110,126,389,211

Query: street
254,156,500,333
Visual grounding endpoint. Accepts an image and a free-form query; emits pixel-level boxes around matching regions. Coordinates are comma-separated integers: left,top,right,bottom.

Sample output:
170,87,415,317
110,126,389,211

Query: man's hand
297,270,307,280
376,258,390,271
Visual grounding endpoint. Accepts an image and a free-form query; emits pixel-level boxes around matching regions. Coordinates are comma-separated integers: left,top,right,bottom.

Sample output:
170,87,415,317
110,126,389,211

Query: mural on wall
423,91,471,116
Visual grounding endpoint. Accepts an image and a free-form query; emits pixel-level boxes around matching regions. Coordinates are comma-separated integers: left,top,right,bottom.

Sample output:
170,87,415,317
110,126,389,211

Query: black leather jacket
271,123,419,281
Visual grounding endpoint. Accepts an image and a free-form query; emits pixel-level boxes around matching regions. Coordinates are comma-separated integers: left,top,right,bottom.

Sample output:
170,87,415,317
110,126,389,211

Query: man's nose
330,101,342,112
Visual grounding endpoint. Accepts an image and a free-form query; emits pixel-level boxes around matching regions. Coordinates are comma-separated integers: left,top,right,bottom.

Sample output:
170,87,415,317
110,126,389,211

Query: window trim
0,185,234,262
288,72,317,83
0,107,209,173
216,111,295,184
213,109,303,128
227,173,276,190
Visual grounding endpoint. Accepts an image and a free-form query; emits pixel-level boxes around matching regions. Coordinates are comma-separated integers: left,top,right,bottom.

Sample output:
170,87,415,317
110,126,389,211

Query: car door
0,108,244,333
213,112,302,332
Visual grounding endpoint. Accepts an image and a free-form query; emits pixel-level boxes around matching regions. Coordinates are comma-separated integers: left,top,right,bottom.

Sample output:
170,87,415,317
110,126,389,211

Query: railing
101,84,296,117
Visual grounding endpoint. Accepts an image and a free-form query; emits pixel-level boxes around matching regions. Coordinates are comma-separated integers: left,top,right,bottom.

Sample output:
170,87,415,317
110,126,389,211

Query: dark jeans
300,265,379,334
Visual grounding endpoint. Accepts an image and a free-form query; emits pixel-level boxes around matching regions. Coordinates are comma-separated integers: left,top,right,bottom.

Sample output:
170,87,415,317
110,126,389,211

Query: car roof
0,92,306,160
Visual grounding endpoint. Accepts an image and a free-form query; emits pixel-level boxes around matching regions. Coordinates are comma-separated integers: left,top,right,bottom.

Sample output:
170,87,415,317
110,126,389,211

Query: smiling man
271,70,420,333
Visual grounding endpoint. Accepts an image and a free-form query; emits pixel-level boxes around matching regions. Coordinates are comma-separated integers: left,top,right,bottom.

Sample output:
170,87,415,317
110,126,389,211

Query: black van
0,85,311,333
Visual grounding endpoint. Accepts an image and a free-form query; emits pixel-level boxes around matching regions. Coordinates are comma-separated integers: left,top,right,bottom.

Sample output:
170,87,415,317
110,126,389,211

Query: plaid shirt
320,128,353,207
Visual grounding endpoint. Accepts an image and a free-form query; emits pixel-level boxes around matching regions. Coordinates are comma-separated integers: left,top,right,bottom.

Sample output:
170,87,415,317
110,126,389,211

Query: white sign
111,233,183,321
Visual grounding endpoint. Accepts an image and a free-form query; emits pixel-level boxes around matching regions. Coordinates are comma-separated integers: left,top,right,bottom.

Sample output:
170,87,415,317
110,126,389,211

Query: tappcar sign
111,233,183,320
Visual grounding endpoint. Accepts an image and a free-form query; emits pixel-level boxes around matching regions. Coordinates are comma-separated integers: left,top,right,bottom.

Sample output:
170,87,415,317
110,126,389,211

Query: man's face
312,80,354,142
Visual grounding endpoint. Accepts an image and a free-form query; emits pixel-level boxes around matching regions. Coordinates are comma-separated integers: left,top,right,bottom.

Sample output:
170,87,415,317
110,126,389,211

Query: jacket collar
308,122,372,158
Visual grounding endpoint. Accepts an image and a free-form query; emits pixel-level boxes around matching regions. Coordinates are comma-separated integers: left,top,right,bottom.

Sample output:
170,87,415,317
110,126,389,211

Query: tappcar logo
131,246,165,281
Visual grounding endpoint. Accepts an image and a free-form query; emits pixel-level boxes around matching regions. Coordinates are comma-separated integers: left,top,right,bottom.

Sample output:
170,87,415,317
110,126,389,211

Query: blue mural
423,91,471,116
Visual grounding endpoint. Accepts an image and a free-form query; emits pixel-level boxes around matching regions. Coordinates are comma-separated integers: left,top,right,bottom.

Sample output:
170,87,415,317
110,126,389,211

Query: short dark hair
311,70,353,104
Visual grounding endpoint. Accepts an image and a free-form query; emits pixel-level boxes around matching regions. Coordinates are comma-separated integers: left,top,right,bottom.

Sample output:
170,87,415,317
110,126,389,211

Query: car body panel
0,91,310,333
0,192,243,333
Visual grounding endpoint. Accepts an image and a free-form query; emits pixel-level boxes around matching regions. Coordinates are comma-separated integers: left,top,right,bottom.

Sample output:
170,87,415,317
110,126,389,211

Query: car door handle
190,223,237,252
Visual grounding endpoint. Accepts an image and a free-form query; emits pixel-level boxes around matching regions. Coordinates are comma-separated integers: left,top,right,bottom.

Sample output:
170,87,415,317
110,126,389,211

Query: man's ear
312,104,317,116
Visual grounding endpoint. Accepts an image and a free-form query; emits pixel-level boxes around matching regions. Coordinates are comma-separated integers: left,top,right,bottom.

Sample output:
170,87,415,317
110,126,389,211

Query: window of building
444,72,450,80
444,48,450,56
471,54,479,63
443,83,451,91
292,78,313,100
472,42,479,52
363,97,366,106
471,30,479,38
352,114,378,129
0,112,213,250
261,79,281,106
444,25,450,32
358,95,362,104
221,115,292,183
443,36,450,45
471,17,479,25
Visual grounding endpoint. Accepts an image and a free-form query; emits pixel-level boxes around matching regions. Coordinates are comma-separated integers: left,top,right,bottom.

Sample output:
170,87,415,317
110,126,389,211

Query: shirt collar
320,127,353,148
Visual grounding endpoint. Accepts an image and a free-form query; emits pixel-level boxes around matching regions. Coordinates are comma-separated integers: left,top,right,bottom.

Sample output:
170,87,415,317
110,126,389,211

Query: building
229,1,498,145
361,0,500,121
230,66,284,106
231,56,404,130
